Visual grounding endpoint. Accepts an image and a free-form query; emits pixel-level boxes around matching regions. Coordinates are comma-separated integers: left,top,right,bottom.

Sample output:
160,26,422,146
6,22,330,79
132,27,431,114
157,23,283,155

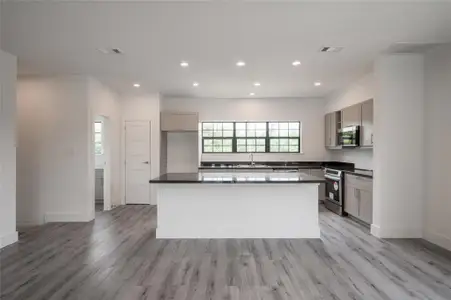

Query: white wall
162,97,328,162
88,78,122,210
121,93,161,205
166,132,199,173
17,76,92,225
0,50,18,248
372,54,424,238
423,44,451,250
325,73,374,169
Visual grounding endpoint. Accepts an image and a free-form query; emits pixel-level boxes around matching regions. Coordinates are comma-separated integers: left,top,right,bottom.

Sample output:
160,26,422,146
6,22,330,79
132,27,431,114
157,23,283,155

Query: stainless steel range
324,168,344,215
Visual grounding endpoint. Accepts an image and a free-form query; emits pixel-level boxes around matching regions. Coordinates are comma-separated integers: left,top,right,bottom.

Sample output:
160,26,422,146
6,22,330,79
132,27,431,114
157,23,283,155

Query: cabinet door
330,112,338,146
361,99,374,147
161,112,199,131
358,189,373,224
344,185,359,217
325,114,331,147
342,104,362,128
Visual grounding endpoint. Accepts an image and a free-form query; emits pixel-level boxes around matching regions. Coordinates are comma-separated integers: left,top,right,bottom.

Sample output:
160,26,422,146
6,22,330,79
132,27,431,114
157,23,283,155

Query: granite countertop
198,165,314,170
343,168,373,179
199,161,354,170
149,172,326,184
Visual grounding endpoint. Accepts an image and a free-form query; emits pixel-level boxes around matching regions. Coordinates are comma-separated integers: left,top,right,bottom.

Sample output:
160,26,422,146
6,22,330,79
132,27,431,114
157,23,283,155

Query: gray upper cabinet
360,99,374,147
325,111,340,148
161,111,199,132
342,104,361,128
325,114,331,147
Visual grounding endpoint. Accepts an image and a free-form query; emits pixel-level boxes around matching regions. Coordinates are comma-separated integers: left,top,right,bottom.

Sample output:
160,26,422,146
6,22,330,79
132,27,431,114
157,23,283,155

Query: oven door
324,176,342,206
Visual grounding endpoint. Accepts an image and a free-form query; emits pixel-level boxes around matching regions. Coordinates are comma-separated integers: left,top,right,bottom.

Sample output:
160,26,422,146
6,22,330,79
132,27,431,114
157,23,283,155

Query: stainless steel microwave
339,126,360,147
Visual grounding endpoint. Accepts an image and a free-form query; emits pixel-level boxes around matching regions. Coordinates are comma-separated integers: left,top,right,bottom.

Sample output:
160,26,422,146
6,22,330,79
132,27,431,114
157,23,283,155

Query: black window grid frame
201,121,301,154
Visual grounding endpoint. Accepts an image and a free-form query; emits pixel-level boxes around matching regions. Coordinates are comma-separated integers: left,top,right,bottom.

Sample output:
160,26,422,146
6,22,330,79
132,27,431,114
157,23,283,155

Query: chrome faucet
249,153,255,166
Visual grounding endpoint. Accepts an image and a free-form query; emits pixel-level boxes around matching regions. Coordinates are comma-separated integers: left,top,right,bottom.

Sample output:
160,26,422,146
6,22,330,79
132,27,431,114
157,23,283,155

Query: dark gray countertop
150,172,326,184
199,161,355,171
343,168,373,179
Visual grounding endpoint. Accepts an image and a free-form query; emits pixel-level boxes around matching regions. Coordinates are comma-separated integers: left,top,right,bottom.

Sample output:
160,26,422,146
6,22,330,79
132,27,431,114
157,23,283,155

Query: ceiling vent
97,48,124,55
320,46,344,53
111,48,123,54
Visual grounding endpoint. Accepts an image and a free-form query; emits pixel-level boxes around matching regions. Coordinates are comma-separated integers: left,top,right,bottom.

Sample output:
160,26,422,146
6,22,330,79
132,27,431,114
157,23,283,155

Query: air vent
97,48,124,55
320,46,344,53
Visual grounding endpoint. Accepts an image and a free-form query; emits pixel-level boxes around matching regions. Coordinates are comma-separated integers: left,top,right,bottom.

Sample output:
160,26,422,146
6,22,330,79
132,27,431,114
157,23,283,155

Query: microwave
339,126,360,147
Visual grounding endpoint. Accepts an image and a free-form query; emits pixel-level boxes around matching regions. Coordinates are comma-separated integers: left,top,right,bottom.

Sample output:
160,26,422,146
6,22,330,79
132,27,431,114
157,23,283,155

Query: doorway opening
94,116,112,215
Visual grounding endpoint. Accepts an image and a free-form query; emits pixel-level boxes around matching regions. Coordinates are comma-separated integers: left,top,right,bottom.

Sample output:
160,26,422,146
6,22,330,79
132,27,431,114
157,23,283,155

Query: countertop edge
149,180,326,184
343,170,373,179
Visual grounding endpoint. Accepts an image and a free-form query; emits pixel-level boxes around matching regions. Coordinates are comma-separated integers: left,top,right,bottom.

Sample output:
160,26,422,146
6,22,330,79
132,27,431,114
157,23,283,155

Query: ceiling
2,1,451,98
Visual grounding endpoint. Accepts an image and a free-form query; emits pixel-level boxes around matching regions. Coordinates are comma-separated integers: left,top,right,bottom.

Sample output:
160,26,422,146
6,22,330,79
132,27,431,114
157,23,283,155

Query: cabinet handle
357,192,361,215
371,134,373,144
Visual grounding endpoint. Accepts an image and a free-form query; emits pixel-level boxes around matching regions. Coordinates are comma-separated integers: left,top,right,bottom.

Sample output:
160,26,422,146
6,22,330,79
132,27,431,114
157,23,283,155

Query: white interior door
125,121,151,204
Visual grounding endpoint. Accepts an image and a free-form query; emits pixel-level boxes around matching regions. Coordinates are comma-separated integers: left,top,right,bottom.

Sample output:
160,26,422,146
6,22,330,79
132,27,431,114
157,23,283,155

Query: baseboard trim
424,231,451,252
17,221,41,227
371,223,422,238
371,224,381,237
44,212,93,223
0,231,18,249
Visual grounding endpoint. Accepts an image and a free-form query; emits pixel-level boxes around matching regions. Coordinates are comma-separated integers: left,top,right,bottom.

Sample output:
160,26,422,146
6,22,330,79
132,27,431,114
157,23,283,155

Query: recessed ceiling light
314,82,322,86
180,61,189,68
249,92,255,96
236,61,246,67
133,83,140,88
254,82,261,87
193,82,199,87
292,61,301,66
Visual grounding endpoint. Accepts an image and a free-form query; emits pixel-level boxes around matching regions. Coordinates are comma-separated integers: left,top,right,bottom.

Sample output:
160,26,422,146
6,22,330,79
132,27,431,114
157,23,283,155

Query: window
94,121,104,155
236,122,266,153
202,122,234,153
269,122,300,153
201,121,301,153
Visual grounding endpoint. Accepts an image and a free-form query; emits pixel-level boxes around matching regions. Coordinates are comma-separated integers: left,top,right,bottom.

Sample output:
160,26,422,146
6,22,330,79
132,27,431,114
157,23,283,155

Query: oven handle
324,174,341,181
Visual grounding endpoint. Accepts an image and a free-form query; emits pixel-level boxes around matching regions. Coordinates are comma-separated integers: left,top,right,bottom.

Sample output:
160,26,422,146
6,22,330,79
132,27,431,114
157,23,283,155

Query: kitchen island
149,172,325,239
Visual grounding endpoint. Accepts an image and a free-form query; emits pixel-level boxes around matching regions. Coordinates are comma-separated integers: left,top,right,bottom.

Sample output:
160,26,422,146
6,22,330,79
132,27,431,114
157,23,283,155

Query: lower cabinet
344,184,359,217
358,189,373,224
344,174,373,224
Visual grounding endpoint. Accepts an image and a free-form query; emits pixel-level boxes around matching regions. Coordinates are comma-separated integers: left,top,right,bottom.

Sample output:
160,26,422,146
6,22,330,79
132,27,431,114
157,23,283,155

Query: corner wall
423,44,451,250
88,78,122,211
16,76,92,225
372,54,425,238
0,50,18,248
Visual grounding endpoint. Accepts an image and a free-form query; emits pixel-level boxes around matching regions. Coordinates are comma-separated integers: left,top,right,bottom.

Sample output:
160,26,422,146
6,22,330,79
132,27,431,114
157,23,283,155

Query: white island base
156,183,320,239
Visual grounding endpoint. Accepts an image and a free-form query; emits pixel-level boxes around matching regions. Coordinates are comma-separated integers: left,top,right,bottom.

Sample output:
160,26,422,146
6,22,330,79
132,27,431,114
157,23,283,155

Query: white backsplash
328,148,373,170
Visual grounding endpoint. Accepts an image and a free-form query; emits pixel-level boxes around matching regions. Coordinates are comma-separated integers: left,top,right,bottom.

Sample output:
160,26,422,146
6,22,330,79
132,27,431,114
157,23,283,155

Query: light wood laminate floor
1,205,451,300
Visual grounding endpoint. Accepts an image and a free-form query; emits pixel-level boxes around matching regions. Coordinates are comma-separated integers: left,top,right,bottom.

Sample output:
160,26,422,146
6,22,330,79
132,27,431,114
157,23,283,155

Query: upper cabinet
360,99,374,147
342,103,362,128
161,111,199,132
328,98,373,149
325,111,341,148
